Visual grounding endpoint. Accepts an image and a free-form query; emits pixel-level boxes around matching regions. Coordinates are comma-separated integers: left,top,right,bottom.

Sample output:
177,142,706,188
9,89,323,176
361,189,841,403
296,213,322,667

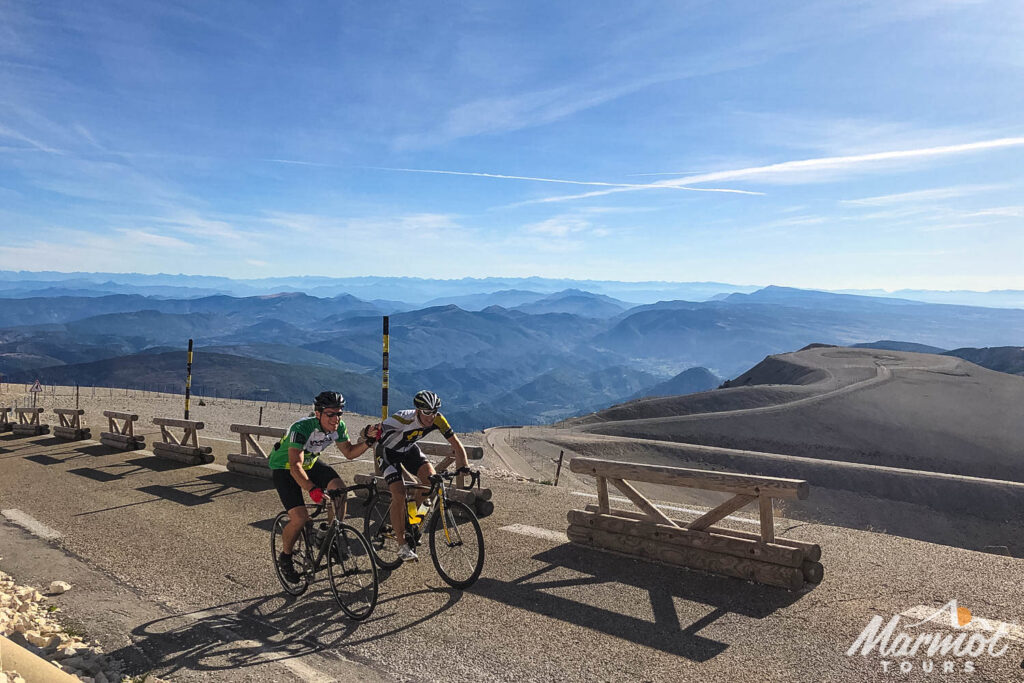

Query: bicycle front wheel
428,499,484,588
328,523,379,621
363,490,402,570
270,512,309,596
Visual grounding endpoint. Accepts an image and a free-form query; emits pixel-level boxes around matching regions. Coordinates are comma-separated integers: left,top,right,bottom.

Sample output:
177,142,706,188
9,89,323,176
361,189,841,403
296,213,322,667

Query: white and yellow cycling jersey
378,409,454,452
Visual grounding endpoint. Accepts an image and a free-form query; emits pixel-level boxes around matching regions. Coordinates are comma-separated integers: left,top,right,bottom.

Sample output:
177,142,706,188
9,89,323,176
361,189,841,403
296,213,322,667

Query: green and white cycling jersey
268,416,349,470
379,409,454,452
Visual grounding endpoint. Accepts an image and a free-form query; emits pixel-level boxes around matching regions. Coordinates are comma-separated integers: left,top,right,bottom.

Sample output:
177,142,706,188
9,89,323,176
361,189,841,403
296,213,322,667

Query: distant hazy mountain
943,346,1024,376
723,285,926,310
511,289,631,318
851,340,947,353
839,288,1024,309
0,292,382,329
0,271,759,305
423,289,545,310
629,366,721,399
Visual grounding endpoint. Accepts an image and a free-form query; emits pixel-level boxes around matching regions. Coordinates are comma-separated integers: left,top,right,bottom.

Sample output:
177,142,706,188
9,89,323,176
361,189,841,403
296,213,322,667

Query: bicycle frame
304,484,372,571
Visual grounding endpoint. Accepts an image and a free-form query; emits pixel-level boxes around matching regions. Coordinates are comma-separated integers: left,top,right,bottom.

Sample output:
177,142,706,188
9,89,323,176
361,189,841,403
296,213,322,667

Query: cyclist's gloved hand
455,466,472,475
360,423,381,444
309,487,325,504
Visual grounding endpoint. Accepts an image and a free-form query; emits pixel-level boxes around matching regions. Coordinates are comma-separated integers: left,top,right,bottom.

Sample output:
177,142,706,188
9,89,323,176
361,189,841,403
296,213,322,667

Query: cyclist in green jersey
269,391,373,583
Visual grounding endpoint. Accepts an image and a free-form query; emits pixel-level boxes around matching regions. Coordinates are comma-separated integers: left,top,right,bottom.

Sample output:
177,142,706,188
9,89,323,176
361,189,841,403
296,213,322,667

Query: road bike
363,470,485,589
270,485,378,620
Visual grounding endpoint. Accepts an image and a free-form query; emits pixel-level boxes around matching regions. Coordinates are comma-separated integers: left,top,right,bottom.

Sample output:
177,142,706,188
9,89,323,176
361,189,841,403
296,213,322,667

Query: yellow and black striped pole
184,338,193,419
381,317,389,420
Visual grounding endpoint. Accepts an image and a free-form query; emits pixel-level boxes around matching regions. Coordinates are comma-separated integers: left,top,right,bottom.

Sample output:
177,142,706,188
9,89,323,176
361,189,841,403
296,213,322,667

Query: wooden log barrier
0,407,12,433
568,457,820,590
100,411,145,450
151,417,213,465
584,505,822,563
53,408,91,441
13,407,49,436
225,423,286,479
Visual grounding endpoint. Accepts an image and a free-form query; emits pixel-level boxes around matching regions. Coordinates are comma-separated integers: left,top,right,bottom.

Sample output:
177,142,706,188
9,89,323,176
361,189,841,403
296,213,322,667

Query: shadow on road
471,542,805,662
114,583,462,677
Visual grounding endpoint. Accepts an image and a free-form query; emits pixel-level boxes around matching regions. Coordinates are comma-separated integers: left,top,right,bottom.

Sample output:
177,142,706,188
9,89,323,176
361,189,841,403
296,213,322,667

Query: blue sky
1,1,1022,290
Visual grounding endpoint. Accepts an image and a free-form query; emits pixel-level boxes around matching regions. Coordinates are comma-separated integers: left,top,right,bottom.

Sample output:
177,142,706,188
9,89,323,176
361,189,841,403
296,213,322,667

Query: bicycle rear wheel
363,490,402,570
270,512,309,595
328,523,379,620
428,499,484,588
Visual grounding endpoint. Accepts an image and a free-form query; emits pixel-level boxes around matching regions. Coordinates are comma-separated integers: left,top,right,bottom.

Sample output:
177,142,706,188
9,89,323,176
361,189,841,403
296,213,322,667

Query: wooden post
759,496,775,544
596,476,609,514
554,450,564,487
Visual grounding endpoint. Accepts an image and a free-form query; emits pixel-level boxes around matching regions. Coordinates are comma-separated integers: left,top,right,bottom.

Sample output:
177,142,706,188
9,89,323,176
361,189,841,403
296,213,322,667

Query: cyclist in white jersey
361,390,469,561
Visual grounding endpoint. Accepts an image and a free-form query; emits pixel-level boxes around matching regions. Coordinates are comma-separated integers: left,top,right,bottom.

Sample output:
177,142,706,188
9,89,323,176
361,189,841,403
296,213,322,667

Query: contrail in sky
371,167,764,195
528,136,1024,204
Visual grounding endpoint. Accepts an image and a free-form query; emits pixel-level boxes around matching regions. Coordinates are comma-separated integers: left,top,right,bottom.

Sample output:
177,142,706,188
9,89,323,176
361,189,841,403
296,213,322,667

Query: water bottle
314,522,328,545
407,501,422,525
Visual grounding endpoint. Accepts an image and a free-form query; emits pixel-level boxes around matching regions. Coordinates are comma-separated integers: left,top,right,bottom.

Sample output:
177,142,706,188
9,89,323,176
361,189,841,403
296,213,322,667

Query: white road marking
570,491,761,526
500,524,569,544
901,605,1024,643
1,509,62,541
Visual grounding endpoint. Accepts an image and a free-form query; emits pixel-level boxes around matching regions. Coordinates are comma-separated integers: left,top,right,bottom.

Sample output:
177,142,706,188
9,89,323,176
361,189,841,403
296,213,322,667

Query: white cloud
116,229,191,249
524,216,591,238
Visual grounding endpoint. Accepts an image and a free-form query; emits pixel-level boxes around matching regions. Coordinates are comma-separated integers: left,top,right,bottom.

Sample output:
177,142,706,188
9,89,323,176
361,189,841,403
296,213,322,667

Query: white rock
26,631,58,648
47,581,71,595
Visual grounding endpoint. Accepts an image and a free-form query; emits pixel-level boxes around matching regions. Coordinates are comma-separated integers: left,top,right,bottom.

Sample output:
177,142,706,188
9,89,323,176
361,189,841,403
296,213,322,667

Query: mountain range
2,274,1023,429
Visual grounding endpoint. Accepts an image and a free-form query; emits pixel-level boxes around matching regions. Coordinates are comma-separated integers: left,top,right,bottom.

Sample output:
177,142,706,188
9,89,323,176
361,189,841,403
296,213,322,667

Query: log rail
53,408,90,440
100,410,145,451
151,417,213,465
568,457,822,590
13,407,49,436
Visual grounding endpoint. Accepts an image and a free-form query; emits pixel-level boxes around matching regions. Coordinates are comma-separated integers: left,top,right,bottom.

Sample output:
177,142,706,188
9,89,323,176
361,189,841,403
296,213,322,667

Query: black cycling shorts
272,460,341,511
375,445,429,485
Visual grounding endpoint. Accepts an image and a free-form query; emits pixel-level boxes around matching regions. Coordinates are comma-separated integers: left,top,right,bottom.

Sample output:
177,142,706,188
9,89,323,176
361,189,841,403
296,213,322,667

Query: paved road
2,431,1023,682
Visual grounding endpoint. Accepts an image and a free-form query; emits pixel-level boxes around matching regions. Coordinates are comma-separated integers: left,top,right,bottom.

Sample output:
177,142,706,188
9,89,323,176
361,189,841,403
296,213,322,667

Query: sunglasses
419,409,437,416
322,410,343,418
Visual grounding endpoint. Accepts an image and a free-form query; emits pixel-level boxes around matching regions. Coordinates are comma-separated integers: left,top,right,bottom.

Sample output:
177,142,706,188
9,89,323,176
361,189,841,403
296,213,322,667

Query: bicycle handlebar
309,483,374,517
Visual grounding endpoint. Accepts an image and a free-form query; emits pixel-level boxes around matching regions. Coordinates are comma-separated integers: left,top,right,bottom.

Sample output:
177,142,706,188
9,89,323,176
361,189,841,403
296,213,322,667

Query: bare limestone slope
573,346,1024,483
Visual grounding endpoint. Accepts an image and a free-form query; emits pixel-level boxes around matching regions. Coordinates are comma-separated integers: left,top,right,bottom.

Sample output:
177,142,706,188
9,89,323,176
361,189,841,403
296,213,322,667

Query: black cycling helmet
314,390,345,411
413,390,441,412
